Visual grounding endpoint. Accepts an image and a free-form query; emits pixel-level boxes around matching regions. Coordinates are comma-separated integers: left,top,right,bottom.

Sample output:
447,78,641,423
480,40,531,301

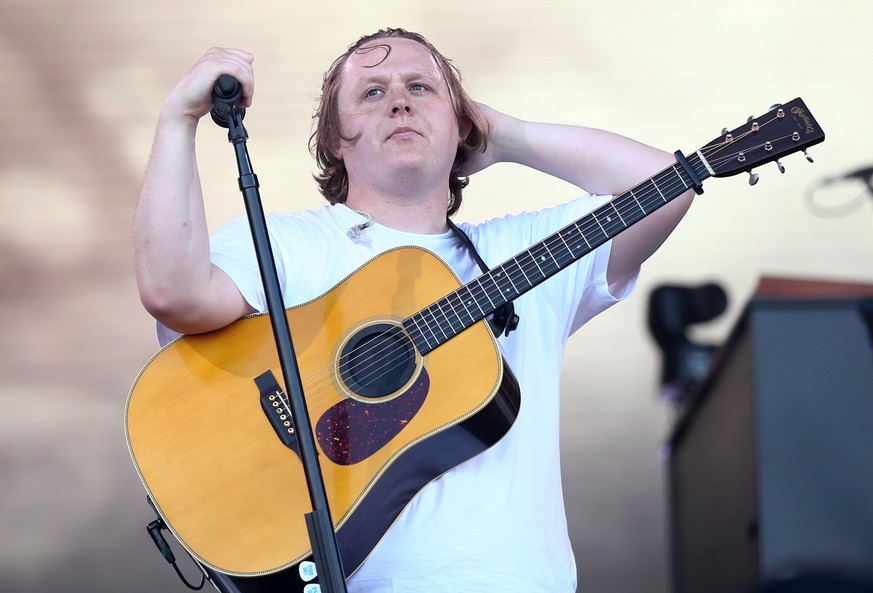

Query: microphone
822,165,873,185
210,74,246,128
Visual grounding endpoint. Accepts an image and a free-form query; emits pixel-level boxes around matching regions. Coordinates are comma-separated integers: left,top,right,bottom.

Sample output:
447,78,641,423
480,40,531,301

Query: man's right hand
162,47,255,124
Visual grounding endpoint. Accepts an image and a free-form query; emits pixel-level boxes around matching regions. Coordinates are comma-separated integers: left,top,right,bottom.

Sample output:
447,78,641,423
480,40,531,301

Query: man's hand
459,103,524,177
162,48,255,124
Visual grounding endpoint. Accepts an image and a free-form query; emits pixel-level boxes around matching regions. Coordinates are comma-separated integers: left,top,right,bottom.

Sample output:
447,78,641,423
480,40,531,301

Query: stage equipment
647,282,728,403
667,278,873,593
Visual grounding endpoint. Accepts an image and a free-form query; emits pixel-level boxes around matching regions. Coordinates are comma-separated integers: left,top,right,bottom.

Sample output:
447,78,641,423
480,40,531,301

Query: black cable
147,517,206,590
171,561,206,591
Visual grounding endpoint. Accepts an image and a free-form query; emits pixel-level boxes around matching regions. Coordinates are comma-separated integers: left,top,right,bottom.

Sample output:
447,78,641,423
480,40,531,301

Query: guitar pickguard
316,368,430,465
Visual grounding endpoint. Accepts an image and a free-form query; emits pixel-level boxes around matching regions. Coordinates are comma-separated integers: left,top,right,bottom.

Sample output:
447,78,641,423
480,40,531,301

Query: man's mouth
388,127,419,140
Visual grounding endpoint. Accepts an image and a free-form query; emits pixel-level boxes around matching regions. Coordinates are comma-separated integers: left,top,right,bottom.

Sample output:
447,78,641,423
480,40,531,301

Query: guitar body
125,246,520,577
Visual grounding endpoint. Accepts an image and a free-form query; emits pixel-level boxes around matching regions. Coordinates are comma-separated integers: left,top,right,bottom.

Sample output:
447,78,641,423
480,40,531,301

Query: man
134,28,693,592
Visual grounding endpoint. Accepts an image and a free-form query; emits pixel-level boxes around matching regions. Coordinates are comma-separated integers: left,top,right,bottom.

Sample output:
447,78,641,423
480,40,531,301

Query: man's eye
410,84,426,92
366,88,383,98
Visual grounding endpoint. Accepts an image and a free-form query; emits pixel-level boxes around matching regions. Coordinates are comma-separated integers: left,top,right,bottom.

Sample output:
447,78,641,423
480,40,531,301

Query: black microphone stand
211,75,348,593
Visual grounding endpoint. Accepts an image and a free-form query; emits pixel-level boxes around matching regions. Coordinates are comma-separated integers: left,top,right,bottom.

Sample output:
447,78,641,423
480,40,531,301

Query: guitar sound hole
339,323,416,399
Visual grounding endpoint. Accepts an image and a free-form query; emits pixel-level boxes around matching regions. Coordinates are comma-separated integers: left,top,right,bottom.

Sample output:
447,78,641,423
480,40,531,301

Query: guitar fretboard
403,152,711,355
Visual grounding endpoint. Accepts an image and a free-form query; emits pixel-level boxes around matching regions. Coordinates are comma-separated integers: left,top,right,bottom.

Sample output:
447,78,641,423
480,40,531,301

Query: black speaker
667,296,873,593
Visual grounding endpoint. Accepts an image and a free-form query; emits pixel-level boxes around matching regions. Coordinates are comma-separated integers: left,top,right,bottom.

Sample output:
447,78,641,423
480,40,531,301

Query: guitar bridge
255,371,300,458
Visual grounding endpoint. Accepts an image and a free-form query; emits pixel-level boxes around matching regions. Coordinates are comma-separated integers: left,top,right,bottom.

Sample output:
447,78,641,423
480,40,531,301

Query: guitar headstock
701,98,825,181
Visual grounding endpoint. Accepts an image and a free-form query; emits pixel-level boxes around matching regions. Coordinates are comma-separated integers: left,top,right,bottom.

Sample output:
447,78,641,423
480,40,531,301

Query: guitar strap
446,217,520,337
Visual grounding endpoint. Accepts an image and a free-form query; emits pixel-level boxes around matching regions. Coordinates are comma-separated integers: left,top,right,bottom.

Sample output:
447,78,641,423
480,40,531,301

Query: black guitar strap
446,217,520,337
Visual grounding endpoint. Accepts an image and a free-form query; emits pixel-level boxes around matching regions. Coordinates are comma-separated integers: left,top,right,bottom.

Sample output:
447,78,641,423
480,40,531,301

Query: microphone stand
211,76,348,593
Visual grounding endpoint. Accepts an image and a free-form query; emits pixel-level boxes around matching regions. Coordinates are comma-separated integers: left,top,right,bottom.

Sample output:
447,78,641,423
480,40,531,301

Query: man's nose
390,91,411,114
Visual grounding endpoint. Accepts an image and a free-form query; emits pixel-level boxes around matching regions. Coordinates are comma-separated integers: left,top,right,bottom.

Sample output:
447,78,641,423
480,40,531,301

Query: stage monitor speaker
667,280,873,593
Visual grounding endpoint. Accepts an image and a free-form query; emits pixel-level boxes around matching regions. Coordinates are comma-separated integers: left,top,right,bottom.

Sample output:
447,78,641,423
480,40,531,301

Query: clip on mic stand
210,74,348,593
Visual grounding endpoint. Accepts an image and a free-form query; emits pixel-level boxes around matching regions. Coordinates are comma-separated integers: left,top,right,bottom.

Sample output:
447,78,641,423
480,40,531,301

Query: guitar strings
315,157,704,388
297,126,762,400
302,137,737,398
295,111,789,402
319,163,696,386
296,166,696,401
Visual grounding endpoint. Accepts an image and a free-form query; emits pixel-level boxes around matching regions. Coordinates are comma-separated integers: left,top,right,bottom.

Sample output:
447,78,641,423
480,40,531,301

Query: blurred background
2,1,872,592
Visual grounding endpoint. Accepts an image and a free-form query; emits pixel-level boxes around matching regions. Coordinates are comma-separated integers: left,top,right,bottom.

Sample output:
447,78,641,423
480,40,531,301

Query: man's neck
345,187,450,234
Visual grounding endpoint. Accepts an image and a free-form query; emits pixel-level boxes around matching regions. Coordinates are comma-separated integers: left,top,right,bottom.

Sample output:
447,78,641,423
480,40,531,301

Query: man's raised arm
463,104,695,292
133,48,257,334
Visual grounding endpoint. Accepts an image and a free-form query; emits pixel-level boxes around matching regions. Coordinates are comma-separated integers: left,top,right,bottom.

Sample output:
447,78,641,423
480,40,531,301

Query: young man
134,28,693,592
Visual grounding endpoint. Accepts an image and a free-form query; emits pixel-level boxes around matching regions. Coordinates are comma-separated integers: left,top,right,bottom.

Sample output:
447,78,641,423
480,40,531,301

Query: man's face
335,38,463,194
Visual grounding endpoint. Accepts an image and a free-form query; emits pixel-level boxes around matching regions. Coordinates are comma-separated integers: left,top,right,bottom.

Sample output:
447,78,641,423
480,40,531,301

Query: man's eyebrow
352,74,389,87
351,70,442,88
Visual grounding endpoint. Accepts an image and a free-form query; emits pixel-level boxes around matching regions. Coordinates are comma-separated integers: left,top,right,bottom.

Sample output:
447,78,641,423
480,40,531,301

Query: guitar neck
405,151,711,355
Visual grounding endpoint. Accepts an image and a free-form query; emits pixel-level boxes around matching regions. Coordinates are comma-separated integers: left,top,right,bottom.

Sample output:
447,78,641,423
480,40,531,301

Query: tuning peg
775,160,785,174
748,171,760,186
803,150,814,163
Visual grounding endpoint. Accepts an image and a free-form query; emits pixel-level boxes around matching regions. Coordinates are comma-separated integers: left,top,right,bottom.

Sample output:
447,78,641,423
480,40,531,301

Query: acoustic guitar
125,98,824,581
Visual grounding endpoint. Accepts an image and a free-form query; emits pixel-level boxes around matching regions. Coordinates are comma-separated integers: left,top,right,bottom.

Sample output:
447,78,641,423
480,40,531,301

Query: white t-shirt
173,197,635,592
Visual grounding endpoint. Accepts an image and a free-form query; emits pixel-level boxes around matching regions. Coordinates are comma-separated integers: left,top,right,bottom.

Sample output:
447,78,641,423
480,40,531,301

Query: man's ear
458,116,473,145
331,129,354,160
332,138,344,160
